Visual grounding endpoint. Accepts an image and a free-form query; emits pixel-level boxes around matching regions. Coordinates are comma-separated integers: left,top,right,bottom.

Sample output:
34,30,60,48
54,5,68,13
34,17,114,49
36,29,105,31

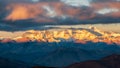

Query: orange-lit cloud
4,2,120,22
6,6,31,21
5,3,44,21
5,2,65,21
92,2,120,17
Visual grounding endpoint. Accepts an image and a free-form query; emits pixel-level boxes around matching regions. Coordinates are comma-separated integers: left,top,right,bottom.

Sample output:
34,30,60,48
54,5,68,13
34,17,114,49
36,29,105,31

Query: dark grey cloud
0,0,120,31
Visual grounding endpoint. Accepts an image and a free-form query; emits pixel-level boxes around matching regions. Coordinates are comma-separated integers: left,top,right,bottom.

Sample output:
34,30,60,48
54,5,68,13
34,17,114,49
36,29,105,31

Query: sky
0,0,120,32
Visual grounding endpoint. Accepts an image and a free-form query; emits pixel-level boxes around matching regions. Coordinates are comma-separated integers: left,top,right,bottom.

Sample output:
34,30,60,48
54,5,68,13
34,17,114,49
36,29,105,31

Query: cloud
6,6,32,21
0,1,120,31
42,5,57,18
96,8,119,15
31,0,40,2
92,2,120,18
4,1,120,21
61,0,91,7
4,2,66,21
5,3,44,21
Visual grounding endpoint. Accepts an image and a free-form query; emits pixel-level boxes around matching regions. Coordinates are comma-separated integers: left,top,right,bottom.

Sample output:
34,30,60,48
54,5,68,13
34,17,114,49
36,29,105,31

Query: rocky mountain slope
0,27,120,45
0,27,120,67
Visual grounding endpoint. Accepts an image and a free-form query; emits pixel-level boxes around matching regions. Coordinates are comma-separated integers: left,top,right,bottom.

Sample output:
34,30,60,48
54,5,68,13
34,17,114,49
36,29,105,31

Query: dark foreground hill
66,54,120,68
0,54,120,68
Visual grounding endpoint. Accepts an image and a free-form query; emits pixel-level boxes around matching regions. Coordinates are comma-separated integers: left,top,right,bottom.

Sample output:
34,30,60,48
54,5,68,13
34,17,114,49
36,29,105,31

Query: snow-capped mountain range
0,27,120,67
0,27,120,45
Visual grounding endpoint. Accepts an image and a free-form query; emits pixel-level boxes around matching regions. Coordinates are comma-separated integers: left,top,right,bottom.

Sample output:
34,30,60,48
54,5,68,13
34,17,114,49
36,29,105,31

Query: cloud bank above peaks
4,1,120,21
0,0,120,31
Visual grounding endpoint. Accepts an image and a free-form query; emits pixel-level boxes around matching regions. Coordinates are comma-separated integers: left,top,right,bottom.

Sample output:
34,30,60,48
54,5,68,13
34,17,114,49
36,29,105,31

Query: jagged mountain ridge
0,27,120,68
0,27,120,45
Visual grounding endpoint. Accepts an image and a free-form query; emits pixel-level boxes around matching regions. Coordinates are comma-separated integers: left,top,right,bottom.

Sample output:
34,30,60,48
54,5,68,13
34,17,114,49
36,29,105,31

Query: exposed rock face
15,37,30,43
18,29,97,43
0,27,120,68
66,54,120,68
14,27,120,45
0,27,120,45
0,38,14,43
